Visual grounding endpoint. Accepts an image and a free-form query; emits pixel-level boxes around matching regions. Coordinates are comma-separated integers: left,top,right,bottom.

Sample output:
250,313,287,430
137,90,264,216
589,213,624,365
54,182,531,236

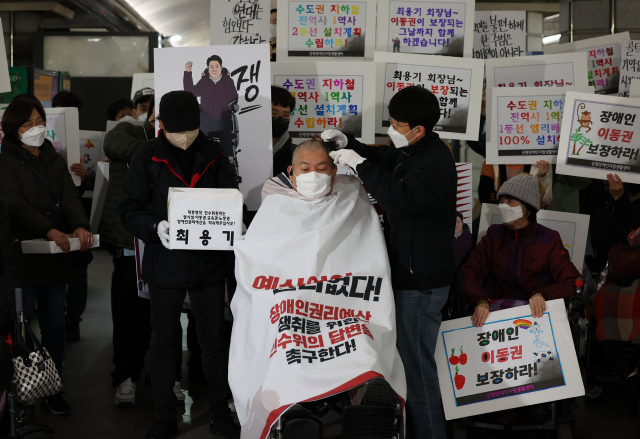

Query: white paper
436,299,584,420
272,61,376,144
485,86,594,164
477,203,590,271
277,0,377,61
556,92,640,183
486,52,589,90
154,44,272,210
374,51,483,140
90,161,110,234
631,80,640,98
21,234,100,254
618,40,640,97
376,0,475,58
78,130,105,179
544,32,630,95
210,0,270,45
472,11,526,60
130,73,155,99
0,21,10,93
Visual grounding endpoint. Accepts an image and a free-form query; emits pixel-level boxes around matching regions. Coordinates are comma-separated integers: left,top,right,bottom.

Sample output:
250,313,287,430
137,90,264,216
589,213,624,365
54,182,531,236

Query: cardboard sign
454,163,472,269
544,32,630,95
167,188,243,250
376,0,475,57
486,52,589,90
472,11,526,60
154,44,272,211
477,203,590,271
78,131,105,178
131,73,155,99
556,91,640,184
0,21,10,93
374,52,483,140
631,80,640,98
618,40,640,97
210,0,269,45
277,0,377,61
486,86,594,164
272,61,376,143
436,299,584,420
90,161,109,234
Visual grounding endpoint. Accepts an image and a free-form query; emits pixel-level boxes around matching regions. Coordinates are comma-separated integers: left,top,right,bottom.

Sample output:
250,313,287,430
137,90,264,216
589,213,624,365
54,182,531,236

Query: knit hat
158,91,200,133
496,175,541,211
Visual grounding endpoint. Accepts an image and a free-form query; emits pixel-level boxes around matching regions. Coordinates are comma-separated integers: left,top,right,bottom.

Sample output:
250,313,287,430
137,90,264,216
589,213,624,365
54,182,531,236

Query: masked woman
461,175,579,327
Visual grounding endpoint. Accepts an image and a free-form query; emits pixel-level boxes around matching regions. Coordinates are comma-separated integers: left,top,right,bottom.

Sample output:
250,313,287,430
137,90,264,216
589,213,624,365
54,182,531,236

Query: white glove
329,149,366,170
321,129,348,149
158,220,170,249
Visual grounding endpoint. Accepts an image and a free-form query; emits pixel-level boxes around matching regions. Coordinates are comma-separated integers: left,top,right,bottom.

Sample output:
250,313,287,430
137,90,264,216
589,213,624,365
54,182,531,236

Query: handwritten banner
210,0,269,45
618,40,640,97
472,11,526,59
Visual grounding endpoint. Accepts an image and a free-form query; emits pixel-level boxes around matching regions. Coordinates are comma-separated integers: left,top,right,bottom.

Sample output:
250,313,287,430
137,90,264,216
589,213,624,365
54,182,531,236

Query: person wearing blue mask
321,85,456,439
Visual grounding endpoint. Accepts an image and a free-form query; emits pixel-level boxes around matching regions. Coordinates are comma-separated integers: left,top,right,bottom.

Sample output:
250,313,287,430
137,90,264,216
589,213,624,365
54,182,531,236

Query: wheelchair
443,272,588,439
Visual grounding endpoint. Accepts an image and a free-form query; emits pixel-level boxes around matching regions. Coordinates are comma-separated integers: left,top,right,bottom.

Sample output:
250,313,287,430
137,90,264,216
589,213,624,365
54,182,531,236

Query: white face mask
20,125,46,147
497,203,524,224
293,171,332,199
387,124,418,148
119,115,138,123
138,112,148,122
166,129,199,150
270,23,277,39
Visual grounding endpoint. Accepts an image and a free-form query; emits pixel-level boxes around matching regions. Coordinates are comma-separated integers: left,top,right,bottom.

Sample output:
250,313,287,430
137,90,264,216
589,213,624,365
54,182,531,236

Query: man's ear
287,165,292,176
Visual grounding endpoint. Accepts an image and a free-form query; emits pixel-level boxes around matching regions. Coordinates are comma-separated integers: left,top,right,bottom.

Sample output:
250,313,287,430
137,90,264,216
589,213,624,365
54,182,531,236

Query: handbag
11,319,61,403
607,243,640,283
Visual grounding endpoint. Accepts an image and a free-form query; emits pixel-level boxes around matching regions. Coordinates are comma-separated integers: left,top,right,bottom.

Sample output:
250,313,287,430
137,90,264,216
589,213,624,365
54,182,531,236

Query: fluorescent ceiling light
169,35,182,42
543,34,561,45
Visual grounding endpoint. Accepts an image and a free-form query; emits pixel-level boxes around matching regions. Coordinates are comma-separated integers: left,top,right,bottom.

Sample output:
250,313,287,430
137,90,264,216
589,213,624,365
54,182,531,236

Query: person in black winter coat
324,86,456,439
271,85,296,177
118,91,240,439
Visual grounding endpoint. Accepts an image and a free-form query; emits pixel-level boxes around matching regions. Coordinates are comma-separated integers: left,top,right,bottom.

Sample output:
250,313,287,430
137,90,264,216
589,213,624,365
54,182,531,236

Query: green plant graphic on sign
576,136,593,155
570,129,584,155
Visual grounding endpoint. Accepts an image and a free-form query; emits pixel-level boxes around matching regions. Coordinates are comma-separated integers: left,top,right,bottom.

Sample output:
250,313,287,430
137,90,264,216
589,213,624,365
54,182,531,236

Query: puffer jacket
461,220,579,306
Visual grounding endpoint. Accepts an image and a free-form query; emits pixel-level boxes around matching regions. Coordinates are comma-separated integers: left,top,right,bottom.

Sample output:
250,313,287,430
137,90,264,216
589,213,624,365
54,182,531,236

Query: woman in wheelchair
461,175,580,328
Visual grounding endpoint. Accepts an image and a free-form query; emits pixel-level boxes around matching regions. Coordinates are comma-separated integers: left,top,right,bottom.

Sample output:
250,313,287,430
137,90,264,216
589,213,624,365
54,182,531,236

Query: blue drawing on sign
530,321,549,349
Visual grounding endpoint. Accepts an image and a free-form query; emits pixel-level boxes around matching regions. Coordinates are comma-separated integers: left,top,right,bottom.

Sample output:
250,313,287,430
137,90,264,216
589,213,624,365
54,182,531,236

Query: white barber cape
230,175,406,439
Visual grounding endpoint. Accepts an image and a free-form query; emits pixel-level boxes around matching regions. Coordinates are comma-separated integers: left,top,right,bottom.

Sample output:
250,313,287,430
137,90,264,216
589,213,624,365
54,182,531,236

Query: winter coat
183,72,238,120
0,137,90,285
118,131,239,289
99,120,155,250
348,132,457,290
461,220,579,306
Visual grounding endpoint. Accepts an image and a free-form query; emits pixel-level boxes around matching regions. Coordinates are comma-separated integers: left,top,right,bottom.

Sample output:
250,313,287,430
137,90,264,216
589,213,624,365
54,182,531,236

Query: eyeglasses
389,117,409,129
21,119,44,130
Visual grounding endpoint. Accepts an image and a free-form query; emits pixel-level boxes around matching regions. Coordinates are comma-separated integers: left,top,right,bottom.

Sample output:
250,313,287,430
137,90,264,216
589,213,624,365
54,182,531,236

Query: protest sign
0,21,9,93
167,188,244,250
276,0,377,61
78,131,105,179
154,44,271,211
472,11,526,60
374,52,483,140
436,299,584,419
210,0,269,45
544,32,630,95
631,80,640,98
0,107,81,186
486,86,594,164
556,91,640,184
477,203,589,271
130,73,155,99
376,0,475,57
453,163,473,269
618,40,640,97
485,52,589,90
89,161,109,234
272,61,376,143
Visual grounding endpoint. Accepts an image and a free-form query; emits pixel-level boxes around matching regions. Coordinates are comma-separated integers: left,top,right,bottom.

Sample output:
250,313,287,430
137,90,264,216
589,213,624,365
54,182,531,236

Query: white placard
376,0,475,58
556,91,640,184
78,130,105,179
90,161,109,234
486,86,594,164
0,21,10,93
436,299,584,420
154,44,272,211
272,61,376,144
167,188,243,250
374,52,483,140
131,73,155,99
472,11,526,60
477,203,590,272
454,163,473,269
544,32,630,95
631,80,640,98
276,0,377,61
486,52,589,90
618,40,640,97
210,0,270,45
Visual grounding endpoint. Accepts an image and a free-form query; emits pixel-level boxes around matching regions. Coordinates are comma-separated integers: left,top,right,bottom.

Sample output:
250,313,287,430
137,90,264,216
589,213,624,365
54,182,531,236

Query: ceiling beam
0,2,74,19
475,3,560,13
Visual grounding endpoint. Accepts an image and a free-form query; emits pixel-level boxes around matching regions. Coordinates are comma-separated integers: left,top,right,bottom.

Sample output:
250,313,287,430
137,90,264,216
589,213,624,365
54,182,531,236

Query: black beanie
159,91,200,133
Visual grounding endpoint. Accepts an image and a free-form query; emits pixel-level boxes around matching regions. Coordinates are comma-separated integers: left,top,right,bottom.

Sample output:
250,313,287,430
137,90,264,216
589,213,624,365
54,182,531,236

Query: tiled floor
30,249,638,438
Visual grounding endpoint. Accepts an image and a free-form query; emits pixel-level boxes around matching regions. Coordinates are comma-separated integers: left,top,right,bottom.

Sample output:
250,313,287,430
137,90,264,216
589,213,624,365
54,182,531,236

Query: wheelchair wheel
556,423,572,439
585,381,605,403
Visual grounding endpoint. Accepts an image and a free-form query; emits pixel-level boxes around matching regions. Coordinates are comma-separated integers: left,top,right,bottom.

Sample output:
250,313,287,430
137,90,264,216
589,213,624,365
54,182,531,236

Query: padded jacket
461,221,579,306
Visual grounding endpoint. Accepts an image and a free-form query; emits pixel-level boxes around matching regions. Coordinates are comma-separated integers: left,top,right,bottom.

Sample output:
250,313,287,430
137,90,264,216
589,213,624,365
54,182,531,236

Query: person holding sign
462,175,580,328
324,86,457,439
118,91,241,439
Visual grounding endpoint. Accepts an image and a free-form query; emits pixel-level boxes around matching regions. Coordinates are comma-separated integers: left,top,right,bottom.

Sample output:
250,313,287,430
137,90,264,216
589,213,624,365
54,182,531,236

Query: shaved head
292,139,337,166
